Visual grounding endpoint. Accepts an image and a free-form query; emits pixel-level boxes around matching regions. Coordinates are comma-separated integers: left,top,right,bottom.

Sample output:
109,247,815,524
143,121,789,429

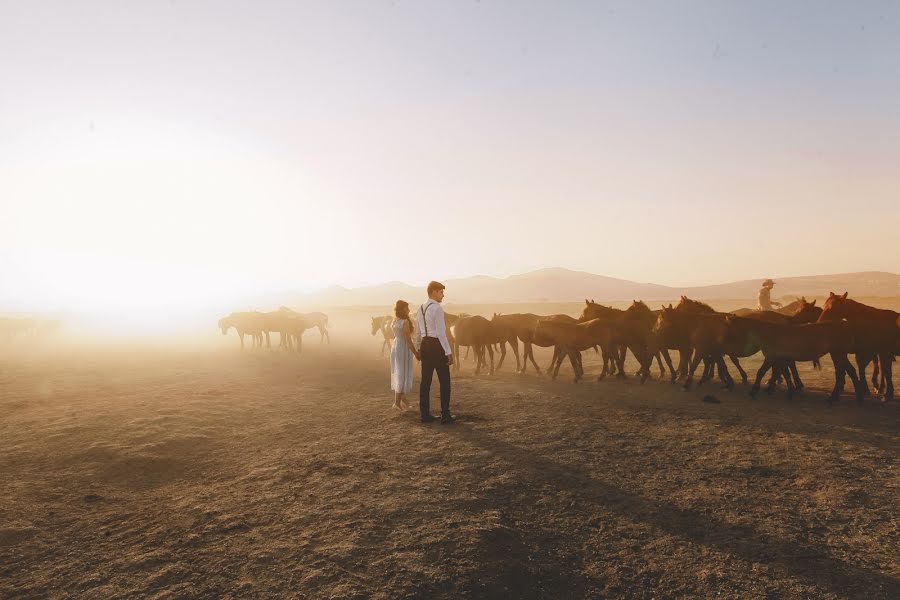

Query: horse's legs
750,358,772,398
674,349,690,382
828,352,863,404
872,355,881,391
509,337,522,372
661,349,676,381
239,332,245,351
781,361,797,398
487,343,495,375
788,361,804,393
880,352,894,401
495,341,507,371
551,346,565,380
597,346,609,381
525,342,542,375
717,356,735,391
729,355,749,385
573,350,584,383
682,351,705,391
856,353,873,398
698,356,713,386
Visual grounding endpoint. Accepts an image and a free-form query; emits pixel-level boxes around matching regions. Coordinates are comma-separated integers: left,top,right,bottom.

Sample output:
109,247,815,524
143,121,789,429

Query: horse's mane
676,296,716,313
625,300,651,313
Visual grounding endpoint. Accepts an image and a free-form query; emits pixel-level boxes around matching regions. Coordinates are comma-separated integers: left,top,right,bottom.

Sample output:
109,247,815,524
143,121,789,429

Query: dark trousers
420,337,451,418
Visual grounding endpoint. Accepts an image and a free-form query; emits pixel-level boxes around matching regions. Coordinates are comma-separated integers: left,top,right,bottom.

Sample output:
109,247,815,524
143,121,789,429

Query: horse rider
757,278,782,311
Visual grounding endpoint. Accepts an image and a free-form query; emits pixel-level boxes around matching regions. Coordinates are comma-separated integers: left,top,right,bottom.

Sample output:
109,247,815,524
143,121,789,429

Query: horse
818,292,898,401
371,316,394,356
490,313,545,373
722,315,864,403
453,315,498,374
653,307,735,391
533,318,615,383
578,299,652,379
260,311,314,352
623,301,676,380
674,296,821,391
218,312,266,351
279,307,330,344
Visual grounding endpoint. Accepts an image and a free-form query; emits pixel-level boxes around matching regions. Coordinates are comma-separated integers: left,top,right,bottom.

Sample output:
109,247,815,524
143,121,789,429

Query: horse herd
218,308,330,351
371,293,900,404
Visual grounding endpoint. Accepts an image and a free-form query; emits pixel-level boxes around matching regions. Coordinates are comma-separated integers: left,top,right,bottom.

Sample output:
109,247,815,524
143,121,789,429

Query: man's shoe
440,415,456,424
421,415,437,423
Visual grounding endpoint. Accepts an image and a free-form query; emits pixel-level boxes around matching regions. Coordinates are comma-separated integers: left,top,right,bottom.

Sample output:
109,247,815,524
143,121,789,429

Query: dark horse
818,292,897,401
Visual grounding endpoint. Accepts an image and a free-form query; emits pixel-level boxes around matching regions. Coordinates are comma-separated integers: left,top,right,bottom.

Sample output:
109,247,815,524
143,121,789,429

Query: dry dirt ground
1,311,898,599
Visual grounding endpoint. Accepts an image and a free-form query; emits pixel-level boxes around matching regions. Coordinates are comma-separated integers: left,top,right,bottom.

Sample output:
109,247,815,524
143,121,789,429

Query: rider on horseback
757,279,782,311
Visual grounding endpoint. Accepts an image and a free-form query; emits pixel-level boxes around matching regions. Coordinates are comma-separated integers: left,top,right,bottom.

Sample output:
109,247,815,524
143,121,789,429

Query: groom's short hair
427,281,445,296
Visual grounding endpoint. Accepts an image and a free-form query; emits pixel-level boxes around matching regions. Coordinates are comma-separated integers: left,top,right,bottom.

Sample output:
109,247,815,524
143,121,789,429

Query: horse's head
625,300,652,320
218,317,231,335
370,317,383,336
792,298,822,323
819,291,850,322
653,305,678,336
580,299,614,321
675,296,715,314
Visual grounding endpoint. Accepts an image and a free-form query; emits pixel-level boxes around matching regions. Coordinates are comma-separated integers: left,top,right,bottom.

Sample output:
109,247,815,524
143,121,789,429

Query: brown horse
453,315,497,374
532,318,615,382
623,301,676,380
580,300,655,379
674,296,823,392
490,313,545,374
529,314,584,375
723,315,864,403
653,307,735,391
818,292,897,401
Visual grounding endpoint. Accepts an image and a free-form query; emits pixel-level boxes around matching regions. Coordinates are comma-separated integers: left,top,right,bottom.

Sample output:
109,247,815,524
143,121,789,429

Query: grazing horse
723,315,864,403
533,318,615,383
218,312,266,351
279,307,330,344
371,316,394,356
818,292,898,401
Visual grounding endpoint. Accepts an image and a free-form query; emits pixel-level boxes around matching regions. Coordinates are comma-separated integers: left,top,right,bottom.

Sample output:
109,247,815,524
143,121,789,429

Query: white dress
390,318,414,393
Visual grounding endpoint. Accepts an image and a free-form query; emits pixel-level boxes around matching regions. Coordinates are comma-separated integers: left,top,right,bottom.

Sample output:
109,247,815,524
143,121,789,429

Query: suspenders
420,302,432,336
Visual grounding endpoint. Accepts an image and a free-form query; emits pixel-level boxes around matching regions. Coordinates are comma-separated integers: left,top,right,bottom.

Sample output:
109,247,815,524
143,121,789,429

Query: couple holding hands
390,281,454,424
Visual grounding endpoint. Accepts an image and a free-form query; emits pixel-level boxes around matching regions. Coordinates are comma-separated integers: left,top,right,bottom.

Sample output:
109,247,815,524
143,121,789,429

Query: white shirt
416,299,453,355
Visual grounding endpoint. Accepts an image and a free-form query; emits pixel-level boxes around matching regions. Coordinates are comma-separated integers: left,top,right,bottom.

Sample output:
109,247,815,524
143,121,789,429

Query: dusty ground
1,308,898,599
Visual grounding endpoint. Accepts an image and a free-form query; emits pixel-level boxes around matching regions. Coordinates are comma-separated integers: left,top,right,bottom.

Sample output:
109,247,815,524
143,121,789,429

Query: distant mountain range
251,268,900,309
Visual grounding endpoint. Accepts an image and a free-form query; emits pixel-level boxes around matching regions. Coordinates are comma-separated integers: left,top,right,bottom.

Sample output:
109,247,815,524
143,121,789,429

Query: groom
416,280,454,424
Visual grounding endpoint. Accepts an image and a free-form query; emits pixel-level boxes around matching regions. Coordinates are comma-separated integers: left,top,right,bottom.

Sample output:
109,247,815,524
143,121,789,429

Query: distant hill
253,269,900,309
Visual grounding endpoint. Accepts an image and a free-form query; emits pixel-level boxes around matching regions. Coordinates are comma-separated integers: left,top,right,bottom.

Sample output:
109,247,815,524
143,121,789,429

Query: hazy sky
2,1,899,311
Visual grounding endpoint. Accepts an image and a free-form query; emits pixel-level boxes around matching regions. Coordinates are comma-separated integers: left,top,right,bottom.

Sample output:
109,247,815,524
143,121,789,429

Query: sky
2,1,899,312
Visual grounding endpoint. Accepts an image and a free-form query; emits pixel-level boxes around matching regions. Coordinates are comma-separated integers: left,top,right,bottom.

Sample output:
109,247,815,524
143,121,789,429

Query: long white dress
390,318,414,393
